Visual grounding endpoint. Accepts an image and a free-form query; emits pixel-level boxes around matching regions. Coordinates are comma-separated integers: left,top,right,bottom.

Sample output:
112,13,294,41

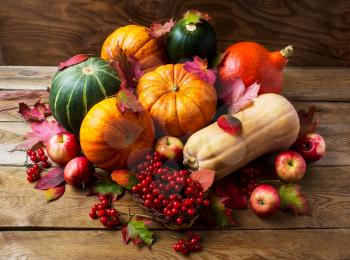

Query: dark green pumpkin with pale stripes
49,57,120,134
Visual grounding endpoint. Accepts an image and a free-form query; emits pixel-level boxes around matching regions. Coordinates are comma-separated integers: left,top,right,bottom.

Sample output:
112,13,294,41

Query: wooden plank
1,0,350,66
1,230,349,259
1,67,350,101
0,166,349,229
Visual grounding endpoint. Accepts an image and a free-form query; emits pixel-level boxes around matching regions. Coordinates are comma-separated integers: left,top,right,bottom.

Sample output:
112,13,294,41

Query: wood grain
1,230,349,259
0,0,350,66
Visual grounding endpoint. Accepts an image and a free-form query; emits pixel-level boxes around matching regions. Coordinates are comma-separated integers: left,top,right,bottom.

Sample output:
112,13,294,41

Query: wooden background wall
0,0,349,66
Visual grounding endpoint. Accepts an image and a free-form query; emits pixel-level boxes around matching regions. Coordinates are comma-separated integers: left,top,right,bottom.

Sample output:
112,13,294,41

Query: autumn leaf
212,52,228,68
122,221,154,246
184,56,216,85
217,115,242,135
92,171,124,197
18,100,51,122
35,167,64,190
58,54,90,71
148,18,175,38
111,170,138,190
183,10,211,24
190,169,215,192
44,184,65,202
297,106,319,139
116,89,143,113
214,178,247,209
279,184,310,215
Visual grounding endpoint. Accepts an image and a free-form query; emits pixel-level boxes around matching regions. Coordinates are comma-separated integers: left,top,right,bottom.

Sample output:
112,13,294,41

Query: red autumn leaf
214,178,247,209
116,89,143,113
217,115,242,135
44,184,65,202
35,167,64,190
183,10,211,24
111,170,138,190
18,100,51,122
58,54,90,71
190,169,215,192
184,56,216,85
297,106,319,138
148,18,175,38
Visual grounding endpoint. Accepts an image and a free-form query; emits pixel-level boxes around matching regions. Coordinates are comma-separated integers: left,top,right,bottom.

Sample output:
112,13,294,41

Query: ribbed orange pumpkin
80,97,155,170
136,64,217,138
101,25,167,71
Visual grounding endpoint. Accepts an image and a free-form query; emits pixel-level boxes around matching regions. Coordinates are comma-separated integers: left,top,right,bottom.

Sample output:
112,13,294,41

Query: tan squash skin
183,94,300,181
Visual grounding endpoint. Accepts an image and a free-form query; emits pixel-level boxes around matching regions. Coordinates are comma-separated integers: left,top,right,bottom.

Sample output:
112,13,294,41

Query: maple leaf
148,18,175,38
58,54,90,71
18,100,51,122
35,167,64,190
44,184,65,202
111,170,138,190
184,56,216,85
122,221,154,246
279,184,310,215
190,169,215,192
116,89,143,113
183,10,211,24
214,178,247,209
217,115,242,135
297,106,319,139
91,171,124,197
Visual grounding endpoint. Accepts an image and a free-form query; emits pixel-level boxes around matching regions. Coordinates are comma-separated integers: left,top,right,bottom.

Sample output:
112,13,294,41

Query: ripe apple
155,136,184,162
64,157,94,188
295,133,326,162
275,150,307,182
249,184,281,218
47,133,80,166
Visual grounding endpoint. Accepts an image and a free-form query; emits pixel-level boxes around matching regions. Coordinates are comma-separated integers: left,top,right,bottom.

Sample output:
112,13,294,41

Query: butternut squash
183,94,300,181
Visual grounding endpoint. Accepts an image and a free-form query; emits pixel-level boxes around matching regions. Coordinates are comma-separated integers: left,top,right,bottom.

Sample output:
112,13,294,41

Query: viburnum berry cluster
132,152,210,225
89,195,120,228
173,232,202,255
238,166,260,196
26,148,50,182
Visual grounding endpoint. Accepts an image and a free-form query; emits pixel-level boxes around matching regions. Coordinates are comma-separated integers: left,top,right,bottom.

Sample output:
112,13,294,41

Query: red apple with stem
249,184,281,218
47,133,80,166
295,133,326,162
155,136,184,163
275,151,307,182
64,157,94,188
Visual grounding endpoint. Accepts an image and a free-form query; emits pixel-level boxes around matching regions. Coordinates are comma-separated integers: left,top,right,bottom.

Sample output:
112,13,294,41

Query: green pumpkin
49,57,120,134
167,17,217,64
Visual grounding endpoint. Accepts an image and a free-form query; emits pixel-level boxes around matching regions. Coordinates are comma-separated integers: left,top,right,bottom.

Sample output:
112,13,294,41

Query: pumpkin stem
280,45,293,58
183,156,199,171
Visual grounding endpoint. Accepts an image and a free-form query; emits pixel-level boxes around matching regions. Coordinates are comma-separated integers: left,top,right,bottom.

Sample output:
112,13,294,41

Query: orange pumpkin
80,97,155,170
136,64,217,138
101,25,167,71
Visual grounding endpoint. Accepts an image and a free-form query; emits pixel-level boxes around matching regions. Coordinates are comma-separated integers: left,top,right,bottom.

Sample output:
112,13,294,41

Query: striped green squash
49,57,120,134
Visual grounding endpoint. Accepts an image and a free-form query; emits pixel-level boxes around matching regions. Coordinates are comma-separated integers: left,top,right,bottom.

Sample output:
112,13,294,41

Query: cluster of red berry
131,152,210,225
239,166,260,196
89,195,120,228
26,148,50,182
173,232,202,255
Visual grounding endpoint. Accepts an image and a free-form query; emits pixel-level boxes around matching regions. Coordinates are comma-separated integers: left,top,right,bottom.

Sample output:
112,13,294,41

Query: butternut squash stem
183,156,199,171
280,45,293,58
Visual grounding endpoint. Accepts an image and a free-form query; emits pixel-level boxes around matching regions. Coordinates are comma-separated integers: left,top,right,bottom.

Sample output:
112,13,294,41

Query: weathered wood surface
1,0,350,66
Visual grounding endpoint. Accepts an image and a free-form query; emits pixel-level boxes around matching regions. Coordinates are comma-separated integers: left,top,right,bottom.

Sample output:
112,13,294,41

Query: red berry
89,210,97,219
181,248,189,255
187,208,196,216
92,204,99,211
173,243,182,252
180,206,187,212
175,217,183,225
26,149,33,156
42,161,50,169
100,216,108,225
173,201,181,209
107,208,118,217
131,186,137,193
202,199,210,207
97,204,106,210
37,148,45,157
196,198,203,205
97,210,106,217
100,199,110,208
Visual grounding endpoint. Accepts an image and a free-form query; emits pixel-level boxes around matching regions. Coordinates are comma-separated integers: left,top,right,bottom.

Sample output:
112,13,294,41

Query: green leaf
44,184,65,203
279,184,310,215
212,52,228,68
183,10,211,25
116,89,143,113
92,172,124,197
122,221,154,246
111,170,139,190
208,192,235,227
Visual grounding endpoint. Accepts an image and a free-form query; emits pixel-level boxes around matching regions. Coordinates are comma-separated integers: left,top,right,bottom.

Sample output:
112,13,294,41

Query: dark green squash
49,57,120,134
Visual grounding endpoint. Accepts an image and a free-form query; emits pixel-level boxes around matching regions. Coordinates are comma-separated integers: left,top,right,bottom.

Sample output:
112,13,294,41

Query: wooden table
0,66,349,259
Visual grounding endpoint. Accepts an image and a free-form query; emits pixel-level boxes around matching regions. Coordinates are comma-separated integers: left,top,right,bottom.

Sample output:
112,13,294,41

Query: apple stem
166,137,170,145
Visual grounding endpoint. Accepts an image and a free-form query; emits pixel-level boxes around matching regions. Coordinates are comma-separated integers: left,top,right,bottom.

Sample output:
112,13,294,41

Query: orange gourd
80,97,155,170
136,64,217,138
101,25,167,71
218,42,293,94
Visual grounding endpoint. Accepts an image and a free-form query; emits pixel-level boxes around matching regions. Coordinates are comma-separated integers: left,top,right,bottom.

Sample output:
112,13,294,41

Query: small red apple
47,133,80,166
64,157,94,188
155,136,184,162
295,133,326,162
249,184,281,218
275,150,307,182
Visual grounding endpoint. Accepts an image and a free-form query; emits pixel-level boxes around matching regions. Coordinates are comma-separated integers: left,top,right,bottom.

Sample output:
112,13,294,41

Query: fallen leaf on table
111,170,138,190
297,106,319,138
214,178,247,209
116,89,143,113
279,183,310,215
190,169,215,192
91,172,124,197
18,100,51,122
148,18,175,38
122,221,154,246
184,56,216,85
35,167,64,190
44,184,65,202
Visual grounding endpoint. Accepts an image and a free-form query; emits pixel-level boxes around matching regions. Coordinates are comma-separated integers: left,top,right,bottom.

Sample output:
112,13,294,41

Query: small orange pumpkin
101,25,167,71
136,64,217,138
80,97,155,170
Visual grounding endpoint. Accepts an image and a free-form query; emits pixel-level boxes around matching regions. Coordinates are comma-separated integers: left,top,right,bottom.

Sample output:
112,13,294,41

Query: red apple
295,133,326,162
155,136,184,162
275,150,307,182
64,157,94,188
47,133,80,166
249,184,281,218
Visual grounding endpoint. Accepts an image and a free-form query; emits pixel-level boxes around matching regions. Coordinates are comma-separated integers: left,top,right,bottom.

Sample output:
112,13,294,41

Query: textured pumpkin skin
101,25,167,71
183,94,299,181
49,57,120,135
80,97,155,170
136,64,217,138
